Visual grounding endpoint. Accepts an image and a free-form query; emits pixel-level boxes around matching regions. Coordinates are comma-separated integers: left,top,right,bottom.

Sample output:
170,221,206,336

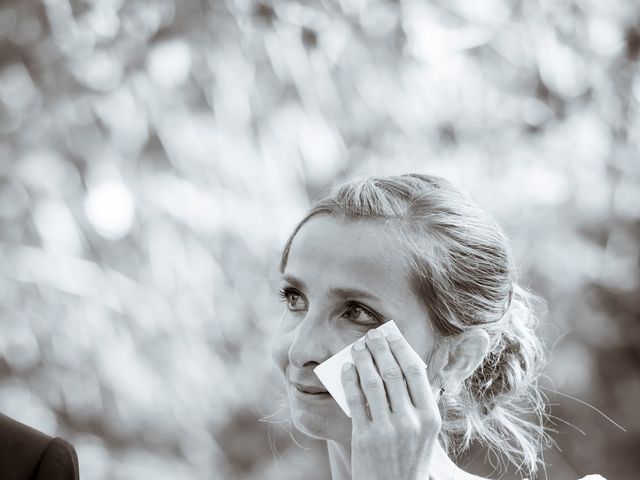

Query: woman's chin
290,405,351,442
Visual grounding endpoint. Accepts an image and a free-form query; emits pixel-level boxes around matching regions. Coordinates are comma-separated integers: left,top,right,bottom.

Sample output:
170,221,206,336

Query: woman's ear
440,329,491,387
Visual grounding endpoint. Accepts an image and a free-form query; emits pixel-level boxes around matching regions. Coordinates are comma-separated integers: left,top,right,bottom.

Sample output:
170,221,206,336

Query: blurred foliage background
0,0,639,479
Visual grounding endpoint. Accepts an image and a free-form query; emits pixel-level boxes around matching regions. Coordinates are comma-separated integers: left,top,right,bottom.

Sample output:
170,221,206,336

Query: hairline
278,208,447,335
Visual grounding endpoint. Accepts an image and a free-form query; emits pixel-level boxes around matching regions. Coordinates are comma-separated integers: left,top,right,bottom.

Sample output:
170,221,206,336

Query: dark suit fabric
0,413,79,480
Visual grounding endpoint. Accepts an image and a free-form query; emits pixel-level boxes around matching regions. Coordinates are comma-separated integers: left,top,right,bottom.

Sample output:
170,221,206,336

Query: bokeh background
1,0,639,479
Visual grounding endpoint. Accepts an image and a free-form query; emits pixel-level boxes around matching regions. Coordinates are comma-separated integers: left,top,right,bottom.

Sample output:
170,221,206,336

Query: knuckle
419,410,442,429
363,377,382,392
341,368,355,381
368,339,387,352
397,417,420,433
381,366,403,382
373,422,395,437
353,431,376,448
347,394,364,408
405,363,425,376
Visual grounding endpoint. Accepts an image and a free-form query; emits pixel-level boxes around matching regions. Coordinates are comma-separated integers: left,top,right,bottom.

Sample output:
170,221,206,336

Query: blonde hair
280,174,550,476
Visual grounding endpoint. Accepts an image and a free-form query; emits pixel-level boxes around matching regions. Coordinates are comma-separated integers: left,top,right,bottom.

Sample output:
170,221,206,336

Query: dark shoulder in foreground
0,413,79,480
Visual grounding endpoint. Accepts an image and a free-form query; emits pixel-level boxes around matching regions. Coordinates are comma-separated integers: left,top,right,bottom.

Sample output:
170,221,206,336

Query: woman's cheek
270,315,295,375
333,320,377,345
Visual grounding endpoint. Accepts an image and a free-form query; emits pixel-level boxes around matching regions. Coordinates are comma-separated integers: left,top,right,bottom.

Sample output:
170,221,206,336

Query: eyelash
278,286,297,303
277,286,381,325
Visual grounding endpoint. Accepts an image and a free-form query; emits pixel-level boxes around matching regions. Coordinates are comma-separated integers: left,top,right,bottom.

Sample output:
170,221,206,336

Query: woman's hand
341,328,442,480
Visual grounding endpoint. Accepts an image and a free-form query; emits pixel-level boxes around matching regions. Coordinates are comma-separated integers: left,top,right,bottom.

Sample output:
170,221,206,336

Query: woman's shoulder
429,468,494,480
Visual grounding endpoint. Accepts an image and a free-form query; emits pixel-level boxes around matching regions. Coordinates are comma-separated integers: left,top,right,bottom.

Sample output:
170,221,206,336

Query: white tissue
313,320,427,417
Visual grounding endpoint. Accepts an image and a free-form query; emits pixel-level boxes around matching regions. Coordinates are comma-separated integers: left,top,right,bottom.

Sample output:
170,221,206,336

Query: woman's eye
279,287,307,311
343,303,379,325
277,288,379,324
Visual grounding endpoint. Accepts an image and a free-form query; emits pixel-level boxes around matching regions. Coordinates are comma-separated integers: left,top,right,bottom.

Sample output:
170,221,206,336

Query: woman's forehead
284,215,412,293
288,215,402,263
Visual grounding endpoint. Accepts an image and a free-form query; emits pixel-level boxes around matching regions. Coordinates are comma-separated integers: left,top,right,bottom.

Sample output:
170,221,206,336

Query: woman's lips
292,382,330,395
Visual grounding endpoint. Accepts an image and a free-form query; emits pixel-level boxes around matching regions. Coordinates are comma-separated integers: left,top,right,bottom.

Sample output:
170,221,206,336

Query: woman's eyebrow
281,274,305,290
328,287,380,301
281,274,380,302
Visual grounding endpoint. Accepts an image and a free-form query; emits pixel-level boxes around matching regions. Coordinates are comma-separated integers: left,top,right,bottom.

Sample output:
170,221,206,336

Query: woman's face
270,215,437,443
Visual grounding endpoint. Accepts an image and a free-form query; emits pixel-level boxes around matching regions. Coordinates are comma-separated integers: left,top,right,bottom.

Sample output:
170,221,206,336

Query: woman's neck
326,439,483,480
326,440,351,480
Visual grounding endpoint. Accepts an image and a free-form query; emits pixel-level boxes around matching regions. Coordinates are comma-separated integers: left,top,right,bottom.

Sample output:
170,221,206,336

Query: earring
437,376,445,397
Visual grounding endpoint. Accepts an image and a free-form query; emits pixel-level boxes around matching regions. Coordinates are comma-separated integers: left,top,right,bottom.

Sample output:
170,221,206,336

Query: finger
351,339,390,422
387,333,434,410
364,329,412,414
341,362,369,428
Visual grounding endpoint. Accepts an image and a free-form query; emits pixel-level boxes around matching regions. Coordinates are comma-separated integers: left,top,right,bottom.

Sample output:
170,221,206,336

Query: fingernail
367,329,381,339
353,340,366,351
342,362,353,371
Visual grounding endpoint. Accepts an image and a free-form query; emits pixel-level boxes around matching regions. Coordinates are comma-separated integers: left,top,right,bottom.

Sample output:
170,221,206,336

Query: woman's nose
288,312,331,369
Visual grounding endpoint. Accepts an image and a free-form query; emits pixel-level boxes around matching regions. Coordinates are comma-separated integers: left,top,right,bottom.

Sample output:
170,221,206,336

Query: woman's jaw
285,369,353,443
